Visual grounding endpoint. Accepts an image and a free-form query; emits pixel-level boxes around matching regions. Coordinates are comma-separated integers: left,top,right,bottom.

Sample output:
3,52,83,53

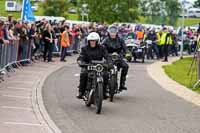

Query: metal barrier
0,36,84,82
52,36,84,54
0,39,32,81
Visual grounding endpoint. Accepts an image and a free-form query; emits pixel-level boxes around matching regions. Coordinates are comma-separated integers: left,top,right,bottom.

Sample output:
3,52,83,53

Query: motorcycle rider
146,28,159,59
76,32,110,99
102,25,129,91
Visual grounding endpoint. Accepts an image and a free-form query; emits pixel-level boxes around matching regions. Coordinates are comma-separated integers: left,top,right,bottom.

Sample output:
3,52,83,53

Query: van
188,8,200,18
5,0,22,12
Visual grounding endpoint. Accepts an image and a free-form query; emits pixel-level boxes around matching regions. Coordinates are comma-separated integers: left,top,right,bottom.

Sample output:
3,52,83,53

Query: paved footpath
0,57,76,133
147,57,200,107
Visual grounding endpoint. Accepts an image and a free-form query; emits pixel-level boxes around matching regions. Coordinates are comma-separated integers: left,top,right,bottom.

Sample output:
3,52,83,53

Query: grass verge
163,57,200,93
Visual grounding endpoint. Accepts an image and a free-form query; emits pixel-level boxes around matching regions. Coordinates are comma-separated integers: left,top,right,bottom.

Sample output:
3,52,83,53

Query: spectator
73,25,81,54
29,24,37,60
60,25,70,62
43,24,54,62
197,23,200,34
19,22,29,63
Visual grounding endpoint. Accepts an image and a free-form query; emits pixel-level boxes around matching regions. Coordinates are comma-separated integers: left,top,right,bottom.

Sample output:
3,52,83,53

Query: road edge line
32,61,75,133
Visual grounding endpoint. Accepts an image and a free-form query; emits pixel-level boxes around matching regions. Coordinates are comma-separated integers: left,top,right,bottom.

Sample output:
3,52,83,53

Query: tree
194,0,200,8
139,0,167,24
42,0,69,18
165,0,181,26
79,0,139,23
139,0,181,26
69,0,78,6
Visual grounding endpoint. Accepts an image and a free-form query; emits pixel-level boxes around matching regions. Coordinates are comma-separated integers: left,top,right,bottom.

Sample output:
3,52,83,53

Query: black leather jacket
78,44,108,64
102,36,127,59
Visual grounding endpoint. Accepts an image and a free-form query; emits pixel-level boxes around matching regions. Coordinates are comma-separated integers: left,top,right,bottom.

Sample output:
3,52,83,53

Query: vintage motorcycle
108,52,120,102
78,60,106,114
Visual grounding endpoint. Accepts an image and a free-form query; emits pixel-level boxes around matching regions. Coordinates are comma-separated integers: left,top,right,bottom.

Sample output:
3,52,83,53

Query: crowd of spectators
0,18,200,70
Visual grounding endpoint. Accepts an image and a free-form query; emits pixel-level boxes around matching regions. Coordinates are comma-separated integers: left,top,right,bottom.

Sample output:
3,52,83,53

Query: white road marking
6,87,31,91
1,106,32,111
3,122,43,127
3,95,30,99
20,70,42,73
9,81,34,84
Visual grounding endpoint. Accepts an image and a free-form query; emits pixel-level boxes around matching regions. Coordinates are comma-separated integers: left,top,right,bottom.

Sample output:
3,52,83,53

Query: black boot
103,84,109,100
76,85,84,99
119,84,127,91
119,77,127,91
76,91,83,99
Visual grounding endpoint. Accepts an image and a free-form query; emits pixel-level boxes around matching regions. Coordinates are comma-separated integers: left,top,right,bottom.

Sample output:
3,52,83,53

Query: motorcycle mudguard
97,77,103,83
88,89,94,104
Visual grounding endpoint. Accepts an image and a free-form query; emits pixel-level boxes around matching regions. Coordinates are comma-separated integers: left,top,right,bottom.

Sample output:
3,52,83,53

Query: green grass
163,57,200,93
68,13,79,20
138,16,200,27
177,18,200,26
0,0,79,20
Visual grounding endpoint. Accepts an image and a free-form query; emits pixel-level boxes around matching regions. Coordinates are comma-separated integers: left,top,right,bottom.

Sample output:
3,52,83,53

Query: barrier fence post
7,41,15,72
16,39,22,67
28,39,33,64
14,40,20,68
0,42,4,81
0,42,2,69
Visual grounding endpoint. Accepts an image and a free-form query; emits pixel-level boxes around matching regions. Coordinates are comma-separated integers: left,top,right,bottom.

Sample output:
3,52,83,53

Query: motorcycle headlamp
95,64,104,73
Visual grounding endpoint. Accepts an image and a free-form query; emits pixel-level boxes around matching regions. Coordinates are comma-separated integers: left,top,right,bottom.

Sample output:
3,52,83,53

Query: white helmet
87,32,100,43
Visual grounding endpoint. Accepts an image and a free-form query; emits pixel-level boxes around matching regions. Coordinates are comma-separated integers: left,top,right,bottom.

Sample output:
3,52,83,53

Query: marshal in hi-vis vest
160,32,168,45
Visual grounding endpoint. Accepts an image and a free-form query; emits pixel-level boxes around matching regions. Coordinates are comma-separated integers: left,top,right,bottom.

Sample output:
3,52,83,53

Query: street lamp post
180,7,185,59
81,4,88,21
180,0,186,59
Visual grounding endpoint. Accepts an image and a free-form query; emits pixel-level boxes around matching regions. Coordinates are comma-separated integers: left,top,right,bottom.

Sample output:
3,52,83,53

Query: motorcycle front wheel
85,90,94,107
95,82,103,114
109,75,117,102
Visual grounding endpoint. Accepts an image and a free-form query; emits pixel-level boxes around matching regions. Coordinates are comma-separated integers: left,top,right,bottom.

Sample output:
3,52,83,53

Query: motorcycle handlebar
78,60,108,68
91,60,105,64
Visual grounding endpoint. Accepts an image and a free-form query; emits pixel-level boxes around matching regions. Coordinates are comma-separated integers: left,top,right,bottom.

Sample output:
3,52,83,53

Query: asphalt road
42,61,200,133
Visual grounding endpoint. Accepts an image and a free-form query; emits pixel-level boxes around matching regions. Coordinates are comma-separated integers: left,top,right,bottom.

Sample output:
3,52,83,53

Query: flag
21,0,35,22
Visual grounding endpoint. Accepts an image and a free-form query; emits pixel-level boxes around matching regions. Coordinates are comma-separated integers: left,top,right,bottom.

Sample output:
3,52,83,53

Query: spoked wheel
85,90,94,107
95,82,103,114
109,75,117,102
